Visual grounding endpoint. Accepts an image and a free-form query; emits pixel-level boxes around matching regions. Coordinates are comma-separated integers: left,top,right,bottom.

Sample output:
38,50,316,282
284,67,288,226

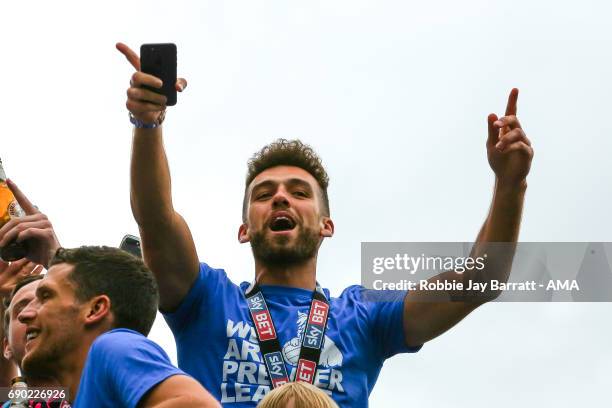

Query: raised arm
403,88,534,347
117,43,198,311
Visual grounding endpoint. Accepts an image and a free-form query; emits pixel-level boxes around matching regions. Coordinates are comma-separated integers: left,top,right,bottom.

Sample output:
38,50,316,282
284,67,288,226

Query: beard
250,225,320,267
22,335,76,379
21,309,80,379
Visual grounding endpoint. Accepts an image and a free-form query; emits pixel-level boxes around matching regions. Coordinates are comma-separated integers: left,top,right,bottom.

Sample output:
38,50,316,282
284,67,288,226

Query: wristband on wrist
129,110,166,129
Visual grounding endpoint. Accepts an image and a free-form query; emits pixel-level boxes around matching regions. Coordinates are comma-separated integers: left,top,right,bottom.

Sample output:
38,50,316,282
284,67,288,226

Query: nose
272,186,290,209
17,301,38,324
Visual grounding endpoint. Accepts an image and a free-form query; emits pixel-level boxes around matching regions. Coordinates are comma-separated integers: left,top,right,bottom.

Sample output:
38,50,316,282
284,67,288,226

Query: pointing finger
116,42,141,71
505,88,519,116
6,179,38,215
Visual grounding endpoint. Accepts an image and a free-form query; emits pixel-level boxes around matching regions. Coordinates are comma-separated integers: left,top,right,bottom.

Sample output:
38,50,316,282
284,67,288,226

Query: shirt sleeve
92,331,185,408
162,262,231,333
360,287,423,359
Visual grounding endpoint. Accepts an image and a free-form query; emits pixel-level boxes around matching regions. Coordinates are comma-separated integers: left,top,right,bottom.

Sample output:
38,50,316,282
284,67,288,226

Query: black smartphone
120,234,142,259
140,43,177,106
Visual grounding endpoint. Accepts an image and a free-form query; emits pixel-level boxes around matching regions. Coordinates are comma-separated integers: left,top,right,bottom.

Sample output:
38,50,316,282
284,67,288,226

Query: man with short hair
118,42,533,407
1,275,69,408
16,246,220,407
3,275,44,373
0,182,219,407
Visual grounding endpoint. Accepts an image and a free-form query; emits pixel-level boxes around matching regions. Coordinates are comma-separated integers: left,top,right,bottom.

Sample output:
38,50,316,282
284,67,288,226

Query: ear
320,217,334,238
3,337,12,360
238,223,250,244
84,295,111,327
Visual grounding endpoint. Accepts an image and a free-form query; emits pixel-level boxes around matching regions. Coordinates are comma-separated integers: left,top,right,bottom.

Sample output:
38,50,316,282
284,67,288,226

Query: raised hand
116,42,188,125
486,88,534,186
0,180,60,268
0,258,43,298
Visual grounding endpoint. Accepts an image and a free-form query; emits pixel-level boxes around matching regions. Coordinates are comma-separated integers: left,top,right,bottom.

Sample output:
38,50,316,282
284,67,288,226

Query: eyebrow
35,283,54,299
251,178,314,194
251,180,277,194
285,178,314,191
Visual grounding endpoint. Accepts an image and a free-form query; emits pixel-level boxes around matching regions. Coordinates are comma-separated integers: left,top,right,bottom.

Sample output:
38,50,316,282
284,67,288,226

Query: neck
46,335,96,403
254,256,317,291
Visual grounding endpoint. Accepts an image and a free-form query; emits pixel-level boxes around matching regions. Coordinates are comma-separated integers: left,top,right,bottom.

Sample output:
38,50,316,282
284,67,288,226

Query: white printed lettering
235,383,251,403
329,369,344,392
253,385,270,402
227,320,252,339
237,362,257,383
241,340,262,362
223,339,241,360
222,360,239,381
220,383,235,403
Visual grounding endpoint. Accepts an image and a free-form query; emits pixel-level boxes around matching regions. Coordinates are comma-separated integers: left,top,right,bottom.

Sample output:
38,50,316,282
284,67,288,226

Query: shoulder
87,329,181,383
337,284,366,298
326,285,370,323
92,328,146,348
196,262,231,286
90,329,170,362
332,285,407,323
82,331,185,407
194,262,238,293
199,261,226,276
334,284,374,305
337,285,407,302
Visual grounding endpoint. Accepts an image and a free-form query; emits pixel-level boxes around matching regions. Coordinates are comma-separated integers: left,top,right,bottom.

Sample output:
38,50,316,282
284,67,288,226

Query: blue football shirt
163,263,421,407
73,329,184,407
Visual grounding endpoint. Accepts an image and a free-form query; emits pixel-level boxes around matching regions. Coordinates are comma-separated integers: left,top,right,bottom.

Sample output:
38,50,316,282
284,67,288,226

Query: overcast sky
2,0,611,406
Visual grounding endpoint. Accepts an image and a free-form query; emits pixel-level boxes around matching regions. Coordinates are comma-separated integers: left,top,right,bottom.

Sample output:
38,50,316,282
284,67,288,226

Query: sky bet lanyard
244,281,330,389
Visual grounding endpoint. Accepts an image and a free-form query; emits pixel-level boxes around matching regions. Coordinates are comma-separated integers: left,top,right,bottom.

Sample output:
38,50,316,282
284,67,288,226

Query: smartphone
120,234,142,259
140,43,177,106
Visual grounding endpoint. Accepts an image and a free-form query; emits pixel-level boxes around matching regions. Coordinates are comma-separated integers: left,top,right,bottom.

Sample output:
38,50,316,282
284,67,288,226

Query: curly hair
242,139,330,222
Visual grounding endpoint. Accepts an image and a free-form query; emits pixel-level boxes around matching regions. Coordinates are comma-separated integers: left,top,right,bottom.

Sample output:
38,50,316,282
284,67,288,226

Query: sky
2,0,611,406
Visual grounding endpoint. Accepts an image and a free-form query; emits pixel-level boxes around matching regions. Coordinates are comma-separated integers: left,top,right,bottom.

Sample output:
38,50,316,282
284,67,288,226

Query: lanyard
244,281,330,389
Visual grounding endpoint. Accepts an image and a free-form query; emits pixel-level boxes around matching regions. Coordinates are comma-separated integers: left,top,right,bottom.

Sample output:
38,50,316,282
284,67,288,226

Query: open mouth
269,215,296,232
25,328,40,345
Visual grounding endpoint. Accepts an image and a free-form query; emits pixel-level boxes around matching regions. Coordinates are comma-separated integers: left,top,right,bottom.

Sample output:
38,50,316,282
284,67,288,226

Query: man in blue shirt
0,182,217,407
118,42,533,406
12,245,220,408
